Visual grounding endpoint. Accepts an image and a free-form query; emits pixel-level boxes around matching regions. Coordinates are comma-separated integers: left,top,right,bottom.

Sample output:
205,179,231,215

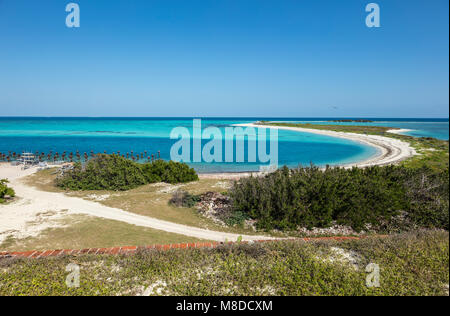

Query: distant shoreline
0,116,448,119
202,123,417,177
195,124,419,179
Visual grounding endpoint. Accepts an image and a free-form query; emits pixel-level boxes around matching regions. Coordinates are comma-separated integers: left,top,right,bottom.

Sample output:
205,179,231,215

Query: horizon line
0,116,448,120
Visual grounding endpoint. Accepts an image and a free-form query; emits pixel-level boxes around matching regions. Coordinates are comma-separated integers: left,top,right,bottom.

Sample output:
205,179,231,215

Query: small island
329,119,374,123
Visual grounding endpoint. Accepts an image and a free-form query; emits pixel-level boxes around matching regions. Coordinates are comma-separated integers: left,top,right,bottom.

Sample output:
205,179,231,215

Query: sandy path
0,165,273,244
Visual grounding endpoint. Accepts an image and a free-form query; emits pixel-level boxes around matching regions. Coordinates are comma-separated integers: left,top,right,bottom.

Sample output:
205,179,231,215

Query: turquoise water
0,117,447,173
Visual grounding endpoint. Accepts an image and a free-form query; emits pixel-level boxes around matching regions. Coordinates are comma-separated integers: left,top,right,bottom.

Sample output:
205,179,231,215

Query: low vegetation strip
0,236,371,259
258,121,395,134
0,231,447,296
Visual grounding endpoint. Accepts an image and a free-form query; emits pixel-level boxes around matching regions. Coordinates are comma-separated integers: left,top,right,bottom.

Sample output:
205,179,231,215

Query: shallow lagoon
1,117,445,172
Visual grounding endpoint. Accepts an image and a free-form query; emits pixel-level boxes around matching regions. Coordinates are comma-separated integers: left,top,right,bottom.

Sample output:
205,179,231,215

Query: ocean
0,117,447,173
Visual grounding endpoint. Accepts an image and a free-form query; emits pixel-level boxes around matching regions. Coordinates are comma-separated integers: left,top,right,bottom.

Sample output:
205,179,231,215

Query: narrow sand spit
239,123,416,167
199,124,417,180
0,164,273,244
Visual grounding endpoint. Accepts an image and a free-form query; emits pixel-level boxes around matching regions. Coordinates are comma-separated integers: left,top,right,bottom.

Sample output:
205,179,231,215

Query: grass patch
22,171,269,236
169,190,201,208
0,235,17,249
22,168,62,192
0,215,208,252
0,231,447,296
397,135,449,170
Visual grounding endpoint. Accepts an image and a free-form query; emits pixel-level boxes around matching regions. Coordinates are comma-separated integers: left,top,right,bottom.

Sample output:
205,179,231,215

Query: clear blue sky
0,0,448,117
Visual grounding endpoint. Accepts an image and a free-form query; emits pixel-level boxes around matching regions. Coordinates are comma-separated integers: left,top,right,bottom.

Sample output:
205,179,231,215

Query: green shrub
230,165,449,232
0,179,15,203
56,154,198,191
403,167,449,230
56,154,147,191
141,160,198,184
224,210,250,227
169,190,201,208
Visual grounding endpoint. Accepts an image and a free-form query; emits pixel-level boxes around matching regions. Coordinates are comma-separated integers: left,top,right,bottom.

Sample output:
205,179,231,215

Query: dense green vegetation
141,159,198,184
56,154,146,191
0,179,15,203
230,122,448,232
56,154,198,191
230,165,449,232
0,231,447,296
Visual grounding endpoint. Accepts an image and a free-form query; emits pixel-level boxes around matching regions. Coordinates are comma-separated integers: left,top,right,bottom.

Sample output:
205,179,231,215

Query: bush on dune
56,154,198,191
230,165,449,232
404,167,449,230
0,179,15,203
56,154,147,191
141,160,198,184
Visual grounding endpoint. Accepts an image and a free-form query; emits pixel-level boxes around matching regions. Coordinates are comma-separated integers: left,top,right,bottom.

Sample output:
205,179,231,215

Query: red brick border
0,236,377,260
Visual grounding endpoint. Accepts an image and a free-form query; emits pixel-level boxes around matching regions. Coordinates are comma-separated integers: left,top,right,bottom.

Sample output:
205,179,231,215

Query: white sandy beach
238,123,417,167
386,128,414,135
199,124,417,180
0,125,417,245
